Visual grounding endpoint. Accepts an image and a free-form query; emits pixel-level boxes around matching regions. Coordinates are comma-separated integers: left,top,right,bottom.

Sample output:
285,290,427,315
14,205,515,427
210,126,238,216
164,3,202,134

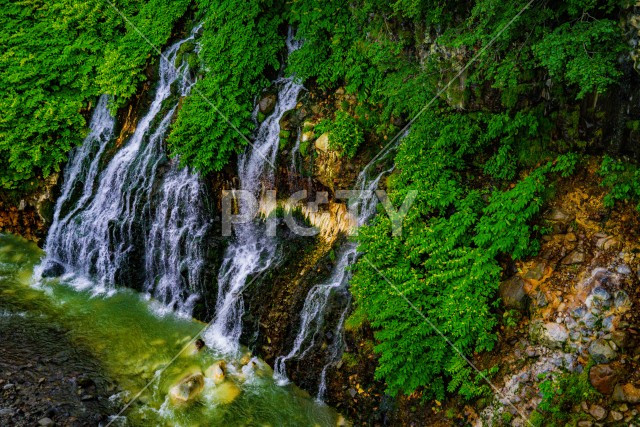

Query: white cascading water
274,146,396,400
44,94,115,255
204,28,304,354
41,29,209,315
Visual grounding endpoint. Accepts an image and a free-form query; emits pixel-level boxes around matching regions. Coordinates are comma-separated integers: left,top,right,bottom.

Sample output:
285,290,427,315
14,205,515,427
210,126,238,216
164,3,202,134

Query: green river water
0,234,344,426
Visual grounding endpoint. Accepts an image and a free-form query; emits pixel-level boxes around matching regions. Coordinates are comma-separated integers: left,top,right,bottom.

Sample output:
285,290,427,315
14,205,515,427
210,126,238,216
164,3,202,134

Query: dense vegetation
0,0,190,189
1,0,634,407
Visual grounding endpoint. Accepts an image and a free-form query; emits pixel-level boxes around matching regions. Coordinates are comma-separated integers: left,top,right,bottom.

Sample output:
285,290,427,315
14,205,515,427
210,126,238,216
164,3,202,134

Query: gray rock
581,312,597,329
536,291,548,307
613,383,640,403
38,418,54,427
614,290,631,311
589,339,618,364
524,262,546,281
562,249,585,265
572,306,587,318
591,286,611,301
602,316,615,331
258,93,277,116
589,404,607,421
610,410,623,421
530,322,569,349
596,236,618,250
499,276,529,310
546,207,575,223
565,316,578,330
616,264,632,275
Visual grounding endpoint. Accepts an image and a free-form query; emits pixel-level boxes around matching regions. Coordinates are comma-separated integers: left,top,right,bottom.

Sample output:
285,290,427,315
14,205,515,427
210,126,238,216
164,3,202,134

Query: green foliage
315,111,364,158
598,155,640,211
0,0,188,189
350,104,578,398
168,0,284,173
537,367,600,426
533,18,625,99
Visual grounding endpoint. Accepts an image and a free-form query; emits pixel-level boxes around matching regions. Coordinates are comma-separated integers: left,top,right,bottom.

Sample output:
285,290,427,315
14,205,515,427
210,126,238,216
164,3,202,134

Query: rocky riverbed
0,309,115,426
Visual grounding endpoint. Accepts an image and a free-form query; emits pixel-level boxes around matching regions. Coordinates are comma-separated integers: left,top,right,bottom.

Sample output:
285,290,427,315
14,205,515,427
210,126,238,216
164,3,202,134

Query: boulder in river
169,372,205,404
41,260,65,278
205,361,226,385
209,381,241,405
258,93,277,116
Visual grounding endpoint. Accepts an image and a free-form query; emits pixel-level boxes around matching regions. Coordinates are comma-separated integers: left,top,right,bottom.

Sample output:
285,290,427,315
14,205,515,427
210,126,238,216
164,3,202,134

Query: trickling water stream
205,29,304,354
274,145,396,399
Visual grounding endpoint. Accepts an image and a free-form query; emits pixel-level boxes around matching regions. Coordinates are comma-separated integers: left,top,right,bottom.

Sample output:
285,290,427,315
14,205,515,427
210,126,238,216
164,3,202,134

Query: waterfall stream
274,146,396,399
41,29,208,316
205,29,304,354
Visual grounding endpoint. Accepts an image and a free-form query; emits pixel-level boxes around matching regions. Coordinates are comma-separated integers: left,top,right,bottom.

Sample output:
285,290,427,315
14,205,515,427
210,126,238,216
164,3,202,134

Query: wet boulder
209,381,241,405
41,260,65,278
258,93,277,116
169,372,205,404
205,361,226,385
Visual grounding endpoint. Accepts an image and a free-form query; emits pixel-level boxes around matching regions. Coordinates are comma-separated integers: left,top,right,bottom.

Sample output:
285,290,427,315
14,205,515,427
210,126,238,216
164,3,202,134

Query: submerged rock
209,381,241,405
169,373,205,404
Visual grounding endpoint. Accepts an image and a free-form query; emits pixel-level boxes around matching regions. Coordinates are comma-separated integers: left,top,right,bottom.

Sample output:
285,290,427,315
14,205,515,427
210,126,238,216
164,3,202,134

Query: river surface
0,234,343,426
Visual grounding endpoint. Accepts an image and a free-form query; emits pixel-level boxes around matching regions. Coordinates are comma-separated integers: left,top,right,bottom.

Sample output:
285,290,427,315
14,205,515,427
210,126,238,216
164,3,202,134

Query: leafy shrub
537,366,600,426
315,111,364,158
598,155,640,211
168,0,284,173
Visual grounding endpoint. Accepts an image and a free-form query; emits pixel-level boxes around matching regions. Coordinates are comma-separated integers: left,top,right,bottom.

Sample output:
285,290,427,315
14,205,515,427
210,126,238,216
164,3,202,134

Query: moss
257,111,266,123
299,139,310,157
175,40,196,68
529,411,545,427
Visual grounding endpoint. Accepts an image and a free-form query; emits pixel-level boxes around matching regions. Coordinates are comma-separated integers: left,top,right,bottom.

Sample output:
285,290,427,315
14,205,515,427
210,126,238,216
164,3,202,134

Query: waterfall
204,29,304,354
274,143,397,399
41,29,209,316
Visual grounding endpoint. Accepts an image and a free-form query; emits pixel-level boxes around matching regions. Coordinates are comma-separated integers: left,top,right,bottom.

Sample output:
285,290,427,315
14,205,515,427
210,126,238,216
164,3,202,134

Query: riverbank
0,309,115,426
